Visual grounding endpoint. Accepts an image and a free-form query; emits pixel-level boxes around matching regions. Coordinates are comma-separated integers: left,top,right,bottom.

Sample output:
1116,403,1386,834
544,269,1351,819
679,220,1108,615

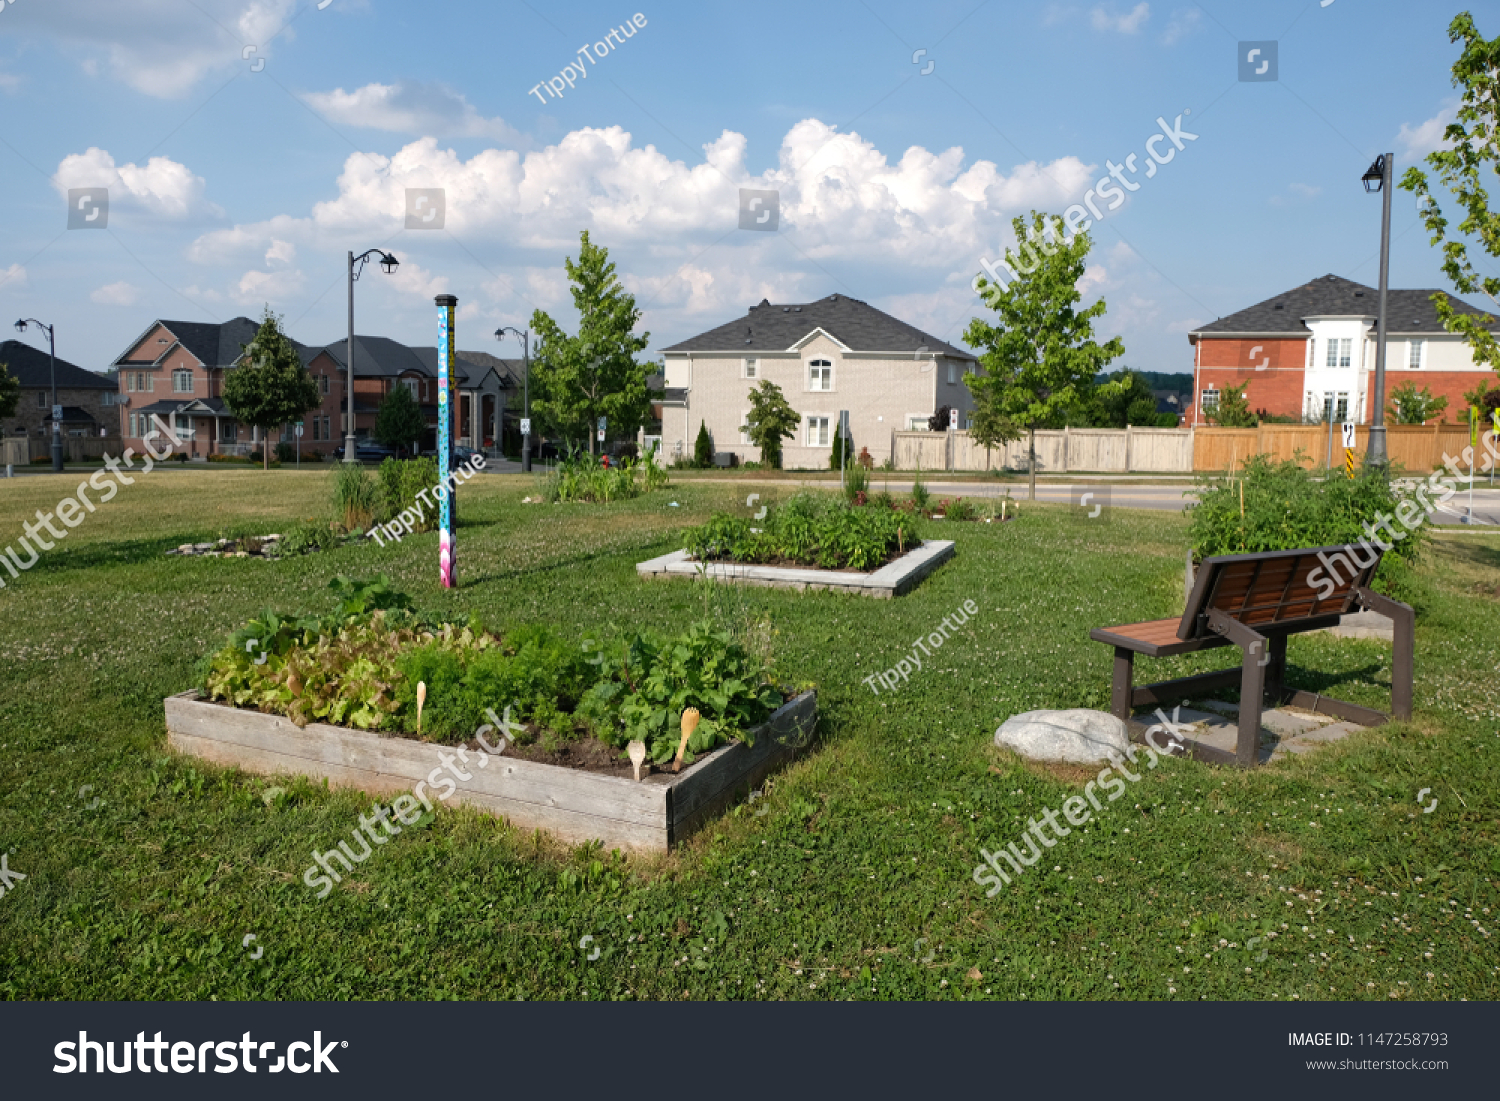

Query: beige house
656,294,979,468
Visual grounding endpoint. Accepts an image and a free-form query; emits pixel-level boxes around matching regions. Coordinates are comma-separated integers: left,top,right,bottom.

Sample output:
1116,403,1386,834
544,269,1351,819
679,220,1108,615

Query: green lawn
0,468,1496,1001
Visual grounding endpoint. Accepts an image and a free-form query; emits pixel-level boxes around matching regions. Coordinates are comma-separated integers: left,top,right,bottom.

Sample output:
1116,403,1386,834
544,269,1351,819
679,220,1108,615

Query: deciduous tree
745,380,800,470
222,307,321,470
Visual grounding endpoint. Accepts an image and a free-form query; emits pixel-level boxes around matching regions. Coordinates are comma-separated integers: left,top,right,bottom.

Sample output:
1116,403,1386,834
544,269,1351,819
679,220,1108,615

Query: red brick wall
1194,337,1309,420
1367,370,1497,425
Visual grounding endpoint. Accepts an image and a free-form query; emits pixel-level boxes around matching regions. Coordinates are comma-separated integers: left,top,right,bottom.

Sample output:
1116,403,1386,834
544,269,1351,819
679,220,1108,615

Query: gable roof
314,337,519,386
1190,273,1499,337
113,317,270,368
0,339,115,390
663,294,973,359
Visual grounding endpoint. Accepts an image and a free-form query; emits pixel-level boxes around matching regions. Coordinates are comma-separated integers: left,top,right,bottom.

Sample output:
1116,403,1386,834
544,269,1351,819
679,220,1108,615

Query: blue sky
0,0,1494,376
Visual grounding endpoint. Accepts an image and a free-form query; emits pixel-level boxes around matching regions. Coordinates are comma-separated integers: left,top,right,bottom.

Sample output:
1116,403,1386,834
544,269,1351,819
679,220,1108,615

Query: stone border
636,540,955,598
165,690,816,852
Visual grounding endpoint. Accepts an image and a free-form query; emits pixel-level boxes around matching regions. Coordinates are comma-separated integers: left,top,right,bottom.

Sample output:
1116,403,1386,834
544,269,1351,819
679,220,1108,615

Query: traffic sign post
1341,422,1356,480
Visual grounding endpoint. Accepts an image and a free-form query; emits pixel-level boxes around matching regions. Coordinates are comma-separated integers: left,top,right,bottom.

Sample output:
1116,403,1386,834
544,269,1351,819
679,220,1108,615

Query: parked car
453,445,483,468
332,442,396,463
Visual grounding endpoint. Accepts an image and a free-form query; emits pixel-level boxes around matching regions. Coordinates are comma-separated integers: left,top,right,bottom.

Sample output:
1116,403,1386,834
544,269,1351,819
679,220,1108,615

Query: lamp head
379,252,399,274
1362,155,1386,193
14,319,26,333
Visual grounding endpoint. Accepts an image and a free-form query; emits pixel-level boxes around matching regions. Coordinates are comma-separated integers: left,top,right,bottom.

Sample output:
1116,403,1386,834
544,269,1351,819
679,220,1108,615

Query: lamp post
494,325,531,472
14,318,61,472
345,249,400,463
1362,153,1393,471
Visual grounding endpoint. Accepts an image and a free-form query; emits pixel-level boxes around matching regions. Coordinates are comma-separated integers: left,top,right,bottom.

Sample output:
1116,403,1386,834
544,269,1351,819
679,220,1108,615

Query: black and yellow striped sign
1344,447,1355,479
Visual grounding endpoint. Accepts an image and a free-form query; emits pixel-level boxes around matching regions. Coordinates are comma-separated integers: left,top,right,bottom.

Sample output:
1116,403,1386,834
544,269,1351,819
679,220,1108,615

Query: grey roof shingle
662,294,973,358
0,339,115,389
1191,273,1499,336
313,338,517,386
114,317,277,368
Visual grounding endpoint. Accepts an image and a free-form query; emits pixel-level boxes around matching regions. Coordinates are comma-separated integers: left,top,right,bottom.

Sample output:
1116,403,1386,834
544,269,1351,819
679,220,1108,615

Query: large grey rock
994,708,1130,764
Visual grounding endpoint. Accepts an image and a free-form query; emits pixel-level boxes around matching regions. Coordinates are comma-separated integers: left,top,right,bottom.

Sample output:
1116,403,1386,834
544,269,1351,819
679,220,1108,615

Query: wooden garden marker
673,708,700,773
627,739,647,782
417,681,427,735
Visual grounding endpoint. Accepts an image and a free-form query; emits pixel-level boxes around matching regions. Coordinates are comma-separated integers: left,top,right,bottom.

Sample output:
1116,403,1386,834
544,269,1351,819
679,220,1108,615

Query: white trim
788,327,853,352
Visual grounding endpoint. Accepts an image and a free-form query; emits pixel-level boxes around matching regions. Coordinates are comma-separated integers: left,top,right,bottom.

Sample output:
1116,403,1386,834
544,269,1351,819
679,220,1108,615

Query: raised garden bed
165,688,815,852
637,541,955,598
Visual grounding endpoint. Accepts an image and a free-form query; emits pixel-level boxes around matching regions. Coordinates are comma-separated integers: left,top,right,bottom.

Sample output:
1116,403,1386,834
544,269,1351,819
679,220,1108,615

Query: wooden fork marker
672,708,701,773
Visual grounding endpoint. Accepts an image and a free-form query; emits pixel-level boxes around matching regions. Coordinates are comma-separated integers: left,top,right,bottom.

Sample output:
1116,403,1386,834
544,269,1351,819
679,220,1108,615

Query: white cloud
1,0,299,98
0,72,23,93
90,281,145,306
302,81,523,143
265,239,296,266
234,267,306,305
1397,100,1460,160
1090,2,1150,33
53,147,220,220
0,264,29,292
1161,8,1200,45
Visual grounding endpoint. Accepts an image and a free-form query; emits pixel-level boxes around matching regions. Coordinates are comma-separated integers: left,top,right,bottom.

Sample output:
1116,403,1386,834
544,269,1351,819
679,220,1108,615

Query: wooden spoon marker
627,739,648,782
673,708,701,773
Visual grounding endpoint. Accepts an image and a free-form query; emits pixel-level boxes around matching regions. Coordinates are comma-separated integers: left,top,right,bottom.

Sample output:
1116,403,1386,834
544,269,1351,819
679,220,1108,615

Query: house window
806,416,830,447
907,415,928,430
1306,340,1315,368
402,378,419,399
743,357,757,380
739,412,750,446
1325,338,1351,367
1322,392,1349,423
37,391,46,408
321,374,331,395
808,359,832,391
947,363,956,385
1200,387,1220,412
173,369,193,393
1408,339,1425,368
175,416,194,441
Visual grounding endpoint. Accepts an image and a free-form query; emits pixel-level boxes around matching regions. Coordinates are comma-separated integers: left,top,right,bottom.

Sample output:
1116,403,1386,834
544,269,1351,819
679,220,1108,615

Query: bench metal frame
1090,546,1415,767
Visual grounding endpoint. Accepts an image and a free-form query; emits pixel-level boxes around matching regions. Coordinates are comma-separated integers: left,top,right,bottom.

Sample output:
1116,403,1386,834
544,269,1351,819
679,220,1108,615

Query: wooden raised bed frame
165,690,816,853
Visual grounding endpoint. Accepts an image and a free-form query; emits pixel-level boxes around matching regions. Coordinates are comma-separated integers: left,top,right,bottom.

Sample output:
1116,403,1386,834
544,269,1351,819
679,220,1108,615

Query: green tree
1208,381,1258,427
745,379,800,470
1386,380,1450,424
1400,13,1500,382
693,420,713,468
529,231,653,456
965,210,1127,498
221,307,321,470
373,384,427,455
1081,368,1160,427
0,361,18,421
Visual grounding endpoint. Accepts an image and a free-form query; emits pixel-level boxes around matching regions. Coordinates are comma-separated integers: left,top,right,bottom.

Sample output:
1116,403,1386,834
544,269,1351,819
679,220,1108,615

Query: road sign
597,416,607,431
1344,447,1355,479
520,418,531,435
1340,422,1356,449
295,425,303,437
597,429,606,442
949,407,959,430
52,404,62,422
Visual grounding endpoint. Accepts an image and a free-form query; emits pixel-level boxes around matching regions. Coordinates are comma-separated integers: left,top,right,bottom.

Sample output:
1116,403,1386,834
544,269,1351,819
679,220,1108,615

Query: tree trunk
1028,426,1036,501
264,427,269,471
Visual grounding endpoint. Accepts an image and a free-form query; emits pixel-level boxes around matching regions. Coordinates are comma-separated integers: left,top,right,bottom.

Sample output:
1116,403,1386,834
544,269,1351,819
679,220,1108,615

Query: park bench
1089,545,1414,766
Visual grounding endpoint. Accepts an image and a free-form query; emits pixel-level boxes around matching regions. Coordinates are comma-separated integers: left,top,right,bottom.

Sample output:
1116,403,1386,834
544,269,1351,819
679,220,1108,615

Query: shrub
693,420,713,468
684,491,919,570
331,461,380,532
378,456,439,528
830,427,853,470
1187,454,1430,599
939,497,977,521
275,441,297,463
268,521,338,557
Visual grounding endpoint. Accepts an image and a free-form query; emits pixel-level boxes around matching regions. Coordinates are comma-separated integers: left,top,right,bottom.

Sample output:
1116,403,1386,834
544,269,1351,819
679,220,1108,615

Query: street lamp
14,318,61,472
345,249,399,463
1362,153,1393,470
494,325,531,472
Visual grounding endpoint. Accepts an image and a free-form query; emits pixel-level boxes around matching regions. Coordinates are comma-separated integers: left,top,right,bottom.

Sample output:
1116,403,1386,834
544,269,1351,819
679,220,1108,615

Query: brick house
111,318,520,458
1189,274,1500,425
658,294,979,467
0,338,119,457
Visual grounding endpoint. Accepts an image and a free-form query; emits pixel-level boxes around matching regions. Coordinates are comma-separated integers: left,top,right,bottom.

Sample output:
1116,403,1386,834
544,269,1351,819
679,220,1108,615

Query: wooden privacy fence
893,426,1193,473
892,424,1476,474
25,436,125,463
1193,423,1472,474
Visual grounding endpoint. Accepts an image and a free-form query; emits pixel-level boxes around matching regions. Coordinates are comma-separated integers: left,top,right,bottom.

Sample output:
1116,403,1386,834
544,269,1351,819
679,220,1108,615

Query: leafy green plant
694,420,714,468
910,473,931,512
1187,455,1430,598
580,621,783,766
683,491,919,570
843,460,869,503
